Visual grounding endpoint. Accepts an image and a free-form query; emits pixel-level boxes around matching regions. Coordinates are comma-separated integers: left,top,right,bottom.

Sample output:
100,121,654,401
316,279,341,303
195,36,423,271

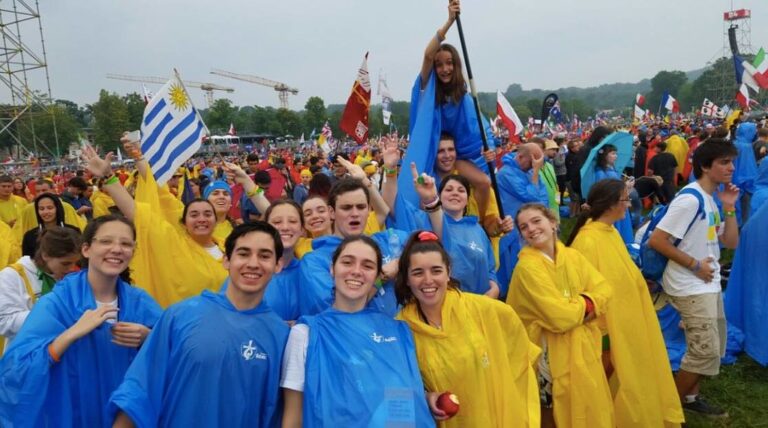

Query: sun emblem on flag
168,83,189,111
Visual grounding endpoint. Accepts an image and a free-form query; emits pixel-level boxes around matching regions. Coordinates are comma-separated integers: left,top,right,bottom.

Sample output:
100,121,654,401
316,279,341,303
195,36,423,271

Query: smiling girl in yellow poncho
508,203,614,428
396,231,540,427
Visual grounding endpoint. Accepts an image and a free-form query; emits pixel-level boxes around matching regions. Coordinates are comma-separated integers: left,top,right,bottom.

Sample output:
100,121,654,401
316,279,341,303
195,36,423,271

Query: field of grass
557,216,768,427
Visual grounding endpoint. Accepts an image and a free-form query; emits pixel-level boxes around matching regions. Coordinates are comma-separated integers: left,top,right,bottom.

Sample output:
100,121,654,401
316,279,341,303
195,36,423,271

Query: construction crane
106,73,235,107
210,68,298,109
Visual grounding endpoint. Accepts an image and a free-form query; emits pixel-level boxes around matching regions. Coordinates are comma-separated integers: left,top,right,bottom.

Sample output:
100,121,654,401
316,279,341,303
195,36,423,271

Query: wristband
421,195,440,209
384,167,397,176
582,295,595,318
691,260,701,273
246,186,263,198
423,201,442,213
48,343,61,363
724,209,736,218
105,175,119,186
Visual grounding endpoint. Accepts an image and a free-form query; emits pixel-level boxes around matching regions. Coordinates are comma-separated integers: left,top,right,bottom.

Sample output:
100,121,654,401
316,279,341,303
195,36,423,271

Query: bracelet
423,201,442,213
421,195,440,210
724,209,736,218
384,167,397,176
104,175,119,186
133,156,145,162
246,186,263,198
48,343,61,363
691,260,702,273
687,257,697,270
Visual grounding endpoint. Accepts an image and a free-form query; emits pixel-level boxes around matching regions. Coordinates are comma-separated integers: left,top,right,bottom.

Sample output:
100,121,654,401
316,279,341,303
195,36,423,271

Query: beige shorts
668,292,727,376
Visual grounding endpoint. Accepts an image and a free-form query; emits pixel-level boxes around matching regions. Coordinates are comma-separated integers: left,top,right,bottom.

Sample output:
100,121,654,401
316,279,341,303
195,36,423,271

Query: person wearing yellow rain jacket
567,179,684,427
508,203,614,428
12,180,86,245
0,221,19,269
81,142,227,308
89,180,117,219
396,231,540,427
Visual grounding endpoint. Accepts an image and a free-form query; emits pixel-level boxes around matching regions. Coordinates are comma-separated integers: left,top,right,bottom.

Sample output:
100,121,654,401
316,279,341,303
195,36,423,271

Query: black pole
454,15,505,218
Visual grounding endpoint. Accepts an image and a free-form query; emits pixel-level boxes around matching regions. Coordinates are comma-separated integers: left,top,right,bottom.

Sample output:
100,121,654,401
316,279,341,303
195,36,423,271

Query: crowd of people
0,1,767,426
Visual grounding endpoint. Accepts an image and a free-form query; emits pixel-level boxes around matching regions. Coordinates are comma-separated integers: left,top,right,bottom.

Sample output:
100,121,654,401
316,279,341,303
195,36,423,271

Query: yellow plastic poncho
398,290,540,427
12,198,86,243
0,221,20,269
507,242,614,428
130,171,227,308
90,189,116,218
664,134,689,176
0,194,27,226
570,221,684,427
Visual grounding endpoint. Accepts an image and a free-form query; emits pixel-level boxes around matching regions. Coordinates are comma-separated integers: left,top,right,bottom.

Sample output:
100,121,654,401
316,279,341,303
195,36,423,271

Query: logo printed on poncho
241,340,267,361
371,332,397,343
468,241,483,253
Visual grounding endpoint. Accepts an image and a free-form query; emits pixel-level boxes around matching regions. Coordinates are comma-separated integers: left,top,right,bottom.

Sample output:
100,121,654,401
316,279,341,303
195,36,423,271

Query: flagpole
454,14,505,218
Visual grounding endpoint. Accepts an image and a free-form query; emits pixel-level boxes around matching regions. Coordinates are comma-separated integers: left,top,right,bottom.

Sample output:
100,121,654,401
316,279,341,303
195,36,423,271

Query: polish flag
227,123,236,136
635,93,645,107
496,91,524,135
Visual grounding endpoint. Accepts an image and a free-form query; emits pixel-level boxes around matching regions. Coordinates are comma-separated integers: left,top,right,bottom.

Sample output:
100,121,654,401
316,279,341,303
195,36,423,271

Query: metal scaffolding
0,0,58,158
705,8,753,107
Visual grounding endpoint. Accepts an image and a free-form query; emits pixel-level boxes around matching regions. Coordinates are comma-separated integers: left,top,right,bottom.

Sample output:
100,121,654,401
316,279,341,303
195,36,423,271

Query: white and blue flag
140,71,208,185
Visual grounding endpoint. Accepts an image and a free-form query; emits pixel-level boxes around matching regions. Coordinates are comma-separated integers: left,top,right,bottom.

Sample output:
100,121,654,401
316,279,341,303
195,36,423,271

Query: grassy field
557,216,768,427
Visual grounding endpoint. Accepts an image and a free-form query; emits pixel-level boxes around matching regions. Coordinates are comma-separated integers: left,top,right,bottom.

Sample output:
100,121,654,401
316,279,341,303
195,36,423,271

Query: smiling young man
649,138,739,419
110,222,290,427
298,178,409,317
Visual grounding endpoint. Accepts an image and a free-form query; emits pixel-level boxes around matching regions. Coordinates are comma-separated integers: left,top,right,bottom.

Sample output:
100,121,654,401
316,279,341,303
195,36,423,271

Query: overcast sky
13,0,768,110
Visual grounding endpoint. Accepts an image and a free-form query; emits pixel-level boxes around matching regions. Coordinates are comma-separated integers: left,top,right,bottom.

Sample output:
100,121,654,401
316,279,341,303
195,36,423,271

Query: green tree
648,70,688,113
203,98,237,134
91,90,129,150
123,92,145,130
303,96,326,133
275,108,302,136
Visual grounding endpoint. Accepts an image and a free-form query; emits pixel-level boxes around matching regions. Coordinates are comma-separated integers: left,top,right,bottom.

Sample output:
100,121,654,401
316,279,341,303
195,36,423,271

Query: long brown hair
565,179,625,246
434,44,467,105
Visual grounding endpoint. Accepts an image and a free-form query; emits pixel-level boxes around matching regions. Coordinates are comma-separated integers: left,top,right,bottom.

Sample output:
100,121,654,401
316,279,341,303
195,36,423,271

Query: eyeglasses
417,231,439,242
619,198,631,202
92,237,136,251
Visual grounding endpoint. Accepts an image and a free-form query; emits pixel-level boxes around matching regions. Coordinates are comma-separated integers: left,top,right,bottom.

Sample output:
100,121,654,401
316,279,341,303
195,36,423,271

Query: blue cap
202,180,231,200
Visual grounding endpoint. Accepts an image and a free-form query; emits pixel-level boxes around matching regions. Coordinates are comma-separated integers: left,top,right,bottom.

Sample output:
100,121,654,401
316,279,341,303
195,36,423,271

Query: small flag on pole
635,93,645,107
227,123,236,136
736,83,751,110
317,121,332,154
662,92,680,113
378,71,393,126
140,70,209,185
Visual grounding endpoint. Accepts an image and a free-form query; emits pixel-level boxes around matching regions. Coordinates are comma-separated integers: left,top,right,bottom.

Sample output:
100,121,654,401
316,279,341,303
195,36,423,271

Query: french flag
496,91,524,135
736,83,751,110
662,92,679,113
734,54,760,92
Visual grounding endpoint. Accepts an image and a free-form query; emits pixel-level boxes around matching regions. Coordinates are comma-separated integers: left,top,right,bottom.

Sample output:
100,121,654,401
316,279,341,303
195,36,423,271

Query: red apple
436,392,460,417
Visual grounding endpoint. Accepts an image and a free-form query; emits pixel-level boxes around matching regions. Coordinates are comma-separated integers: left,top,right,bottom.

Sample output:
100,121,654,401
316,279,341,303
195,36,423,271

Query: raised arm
222,161,270,214
380,138,401,214
410,162,443,239
82,144,136,221
335,156,390,227
420,0,460,87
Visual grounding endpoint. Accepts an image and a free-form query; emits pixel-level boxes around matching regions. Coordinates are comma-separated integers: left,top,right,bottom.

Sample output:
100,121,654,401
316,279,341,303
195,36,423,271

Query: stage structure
0,0,59,158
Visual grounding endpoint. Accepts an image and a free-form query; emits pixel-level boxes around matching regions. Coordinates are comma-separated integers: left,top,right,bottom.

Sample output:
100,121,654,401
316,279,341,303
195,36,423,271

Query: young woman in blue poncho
281,235,434,427
0,215,162,427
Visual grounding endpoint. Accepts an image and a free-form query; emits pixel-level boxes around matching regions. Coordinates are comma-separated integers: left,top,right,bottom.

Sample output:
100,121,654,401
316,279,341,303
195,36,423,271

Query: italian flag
753,48,768,89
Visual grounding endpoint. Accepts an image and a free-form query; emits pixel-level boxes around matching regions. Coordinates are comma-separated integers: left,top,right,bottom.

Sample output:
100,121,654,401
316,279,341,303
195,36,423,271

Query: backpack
639,187,706,281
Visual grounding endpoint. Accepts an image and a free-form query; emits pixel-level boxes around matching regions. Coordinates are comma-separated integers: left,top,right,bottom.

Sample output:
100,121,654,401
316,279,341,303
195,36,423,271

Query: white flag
140,71,209,185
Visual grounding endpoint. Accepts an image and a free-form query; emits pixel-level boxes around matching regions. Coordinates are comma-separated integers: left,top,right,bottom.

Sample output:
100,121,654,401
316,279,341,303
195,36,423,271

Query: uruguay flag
140,71,208,185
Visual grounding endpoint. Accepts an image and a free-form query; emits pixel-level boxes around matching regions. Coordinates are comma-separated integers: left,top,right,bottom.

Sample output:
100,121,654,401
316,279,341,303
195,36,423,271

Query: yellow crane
106,73,235,107
210,68,298,109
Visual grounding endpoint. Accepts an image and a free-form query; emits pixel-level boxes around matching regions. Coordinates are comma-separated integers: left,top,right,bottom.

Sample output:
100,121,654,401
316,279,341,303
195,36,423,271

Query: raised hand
718,183,740,208
81,144,114,178
382,138,401,169
410,162,438,204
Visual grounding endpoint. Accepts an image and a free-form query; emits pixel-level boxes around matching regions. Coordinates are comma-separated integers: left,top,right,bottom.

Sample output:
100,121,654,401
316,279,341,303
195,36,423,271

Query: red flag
635,93,645,107
340,52,371,144
496,91,523,135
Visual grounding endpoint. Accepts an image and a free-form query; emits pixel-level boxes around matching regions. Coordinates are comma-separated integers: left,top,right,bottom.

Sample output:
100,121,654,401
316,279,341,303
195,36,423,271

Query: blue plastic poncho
733,122,759,195
725,200,768,365
301,308,434,427
442,214,497,295
0,270,162,427
108,289,289,427
298,229,409,317
749,160,768,216
497,153,549,218
593,167,634,244
263,258,300,321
